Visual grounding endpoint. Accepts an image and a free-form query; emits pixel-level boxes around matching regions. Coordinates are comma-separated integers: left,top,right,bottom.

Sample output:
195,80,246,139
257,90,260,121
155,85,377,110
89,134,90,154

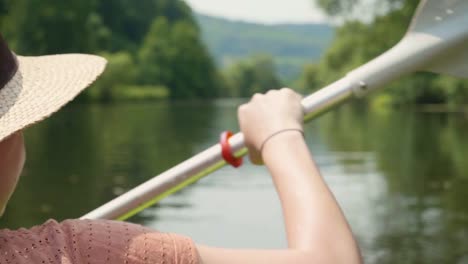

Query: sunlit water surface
2,100,468,263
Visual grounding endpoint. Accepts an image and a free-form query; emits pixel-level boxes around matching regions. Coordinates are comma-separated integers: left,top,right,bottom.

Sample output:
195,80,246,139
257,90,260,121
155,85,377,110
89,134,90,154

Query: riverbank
75,95,468,118
412,104,468,114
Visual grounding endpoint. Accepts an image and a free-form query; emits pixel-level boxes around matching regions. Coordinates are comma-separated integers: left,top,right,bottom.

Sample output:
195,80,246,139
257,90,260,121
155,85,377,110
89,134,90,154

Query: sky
183,0,328,24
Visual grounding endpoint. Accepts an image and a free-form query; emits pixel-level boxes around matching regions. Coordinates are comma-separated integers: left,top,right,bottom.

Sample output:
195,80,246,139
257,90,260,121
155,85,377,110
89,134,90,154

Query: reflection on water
318,107,468,263
1,101,468,263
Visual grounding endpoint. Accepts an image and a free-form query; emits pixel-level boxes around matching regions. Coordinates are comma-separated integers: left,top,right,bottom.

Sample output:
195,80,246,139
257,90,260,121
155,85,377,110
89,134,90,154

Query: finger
237,104,248,127
266,89,278,96
251,93,263,102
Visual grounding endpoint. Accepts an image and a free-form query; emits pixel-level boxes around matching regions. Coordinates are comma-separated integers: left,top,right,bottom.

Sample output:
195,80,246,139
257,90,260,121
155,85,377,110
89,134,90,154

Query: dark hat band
0,34,19,89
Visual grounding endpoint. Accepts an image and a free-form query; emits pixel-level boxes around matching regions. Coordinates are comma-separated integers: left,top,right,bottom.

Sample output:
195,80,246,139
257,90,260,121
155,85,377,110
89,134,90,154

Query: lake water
2,100,468,263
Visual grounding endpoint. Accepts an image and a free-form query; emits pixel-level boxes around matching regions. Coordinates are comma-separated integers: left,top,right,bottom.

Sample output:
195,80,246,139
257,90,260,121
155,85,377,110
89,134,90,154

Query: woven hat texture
0,54,106,142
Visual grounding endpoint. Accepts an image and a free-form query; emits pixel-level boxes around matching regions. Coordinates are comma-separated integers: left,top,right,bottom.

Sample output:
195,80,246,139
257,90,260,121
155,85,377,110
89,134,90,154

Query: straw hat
0,33,106,142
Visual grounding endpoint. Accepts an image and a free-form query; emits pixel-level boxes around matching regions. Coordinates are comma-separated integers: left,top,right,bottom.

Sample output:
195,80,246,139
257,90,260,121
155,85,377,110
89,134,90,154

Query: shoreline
410,104,468,114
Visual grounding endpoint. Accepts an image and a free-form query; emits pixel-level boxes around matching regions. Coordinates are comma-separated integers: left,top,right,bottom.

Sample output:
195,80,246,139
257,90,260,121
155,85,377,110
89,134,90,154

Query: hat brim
0,54,107,142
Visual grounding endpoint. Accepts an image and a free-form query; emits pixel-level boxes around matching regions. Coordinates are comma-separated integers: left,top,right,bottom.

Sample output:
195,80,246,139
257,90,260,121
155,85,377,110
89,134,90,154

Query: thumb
247,145,264,166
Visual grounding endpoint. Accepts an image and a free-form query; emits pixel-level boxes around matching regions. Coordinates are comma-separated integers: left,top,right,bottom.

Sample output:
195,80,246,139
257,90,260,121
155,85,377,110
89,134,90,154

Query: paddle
82,0,468,221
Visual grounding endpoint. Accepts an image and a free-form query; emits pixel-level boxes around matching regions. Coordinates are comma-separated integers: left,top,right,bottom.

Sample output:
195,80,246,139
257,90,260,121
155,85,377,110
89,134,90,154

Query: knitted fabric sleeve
0,219,200,264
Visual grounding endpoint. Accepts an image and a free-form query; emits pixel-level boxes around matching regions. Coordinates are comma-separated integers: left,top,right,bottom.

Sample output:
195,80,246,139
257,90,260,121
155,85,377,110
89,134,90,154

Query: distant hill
196,14,334,81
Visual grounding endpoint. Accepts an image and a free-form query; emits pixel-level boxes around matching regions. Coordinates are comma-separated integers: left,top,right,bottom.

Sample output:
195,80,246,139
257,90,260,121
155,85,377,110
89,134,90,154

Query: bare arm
197,89,362,264
0,132,25,216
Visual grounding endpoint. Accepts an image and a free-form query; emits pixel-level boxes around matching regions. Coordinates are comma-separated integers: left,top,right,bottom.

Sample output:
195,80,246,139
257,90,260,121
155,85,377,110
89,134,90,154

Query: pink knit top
0,219,200,264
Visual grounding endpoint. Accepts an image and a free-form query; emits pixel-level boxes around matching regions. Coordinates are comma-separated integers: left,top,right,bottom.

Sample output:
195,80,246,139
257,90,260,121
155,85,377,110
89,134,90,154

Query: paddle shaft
82,0,468,219
81,50,453,221
81,77,355,220
79,55,441,221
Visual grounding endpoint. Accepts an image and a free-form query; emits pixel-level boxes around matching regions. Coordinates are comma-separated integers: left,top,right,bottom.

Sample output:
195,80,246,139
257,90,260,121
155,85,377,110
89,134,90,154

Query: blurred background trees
0,0,466,106
223,54,282,97
0,0,221,101
301,0,468,107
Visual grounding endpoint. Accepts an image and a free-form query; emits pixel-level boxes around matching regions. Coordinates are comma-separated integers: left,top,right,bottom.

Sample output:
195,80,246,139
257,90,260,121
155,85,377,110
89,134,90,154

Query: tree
0,0,7,15
224,60,256,97
138,17,174,87
224,54,282,97
308,0,468,105
97,0,196,52
299,64,320,92
87,51,138,102
1,0,223,100
168,20,220,99
138,17,220,99
316,0,410,21
2,0,108,54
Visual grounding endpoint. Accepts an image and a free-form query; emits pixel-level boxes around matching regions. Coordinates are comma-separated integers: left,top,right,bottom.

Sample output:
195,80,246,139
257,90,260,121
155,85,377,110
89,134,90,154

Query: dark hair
0,34,18,89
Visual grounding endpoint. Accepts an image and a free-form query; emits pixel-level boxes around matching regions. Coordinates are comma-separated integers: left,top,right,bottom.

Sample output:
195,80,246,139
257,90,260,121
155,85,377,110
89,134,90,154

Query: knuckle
252,93,263,101
283,88,302,99
281,87,294,94
266,89,280,97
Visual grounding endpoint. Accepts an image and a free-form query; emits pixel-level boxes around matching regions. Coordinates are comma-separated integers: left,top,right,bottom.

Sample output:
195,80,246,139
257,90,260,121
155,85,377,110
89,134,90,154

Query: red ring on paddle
220,131,243,168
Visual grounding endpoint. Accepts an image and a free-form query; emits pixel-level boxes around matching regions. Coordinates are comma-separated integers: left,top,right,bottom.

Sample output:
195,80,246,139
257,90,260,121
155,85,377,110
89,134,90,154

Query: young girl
0,33,362,263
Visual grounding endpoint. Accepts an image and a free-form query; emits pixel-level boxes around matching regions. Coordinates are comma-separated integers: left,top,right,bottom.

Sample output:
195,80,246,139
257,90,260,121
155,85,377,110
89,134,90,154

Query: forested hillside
0,0,221,100
196,14,334,81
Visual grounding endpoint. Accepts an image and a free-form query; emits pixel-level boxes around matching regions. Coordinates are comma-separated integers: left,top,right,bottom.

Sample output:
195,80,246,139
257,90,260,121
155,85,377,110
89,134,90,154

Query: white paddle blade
409,0,468,78
346,0,468,94
426,43,468,79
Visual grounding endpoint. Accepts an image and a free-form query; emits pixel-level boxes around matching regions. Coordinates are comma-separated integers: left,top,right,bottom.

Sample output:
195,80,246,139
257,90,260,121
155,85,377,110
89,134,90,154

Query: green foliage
317,0,360,17
96,0,195,52
168,20,220,99
433,76,468,107
316,0,406,20
297,64,320,92
302,0,468,106
87,52,138,102
0,0,221,101
138,17,220,99
138,18,173,86
1,0,106,54
0,0,7,15
85,51,170,102
112,85,169,101
223,54,282,97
